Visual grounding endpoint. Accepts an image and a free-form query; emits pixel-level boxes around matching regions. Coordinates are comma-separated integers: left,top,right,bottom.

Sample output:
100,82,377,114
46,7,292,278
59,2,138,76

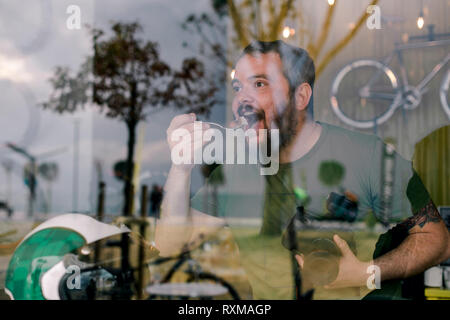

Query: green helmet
5,214,130,300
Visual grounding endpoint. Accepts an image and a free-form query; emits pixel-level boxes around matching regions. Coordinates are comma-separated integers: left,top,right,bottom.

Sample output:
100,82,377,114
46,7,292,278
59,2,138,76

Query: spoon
202,116,249,131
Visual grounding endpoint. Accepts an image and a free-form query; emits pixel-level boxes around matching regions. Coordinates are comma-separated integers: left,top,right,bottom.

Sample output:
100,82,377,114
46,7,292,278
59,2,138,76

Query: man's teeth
238,116,248,128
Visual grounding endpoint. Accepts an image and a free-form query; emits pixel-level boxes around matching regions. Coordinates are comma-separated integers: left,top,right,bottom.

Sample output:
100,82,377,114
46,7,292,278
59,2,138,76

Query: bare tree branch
269,0,294,40
316,0,379,76
308,1,337,60
266,0,276,37
228,0,250,47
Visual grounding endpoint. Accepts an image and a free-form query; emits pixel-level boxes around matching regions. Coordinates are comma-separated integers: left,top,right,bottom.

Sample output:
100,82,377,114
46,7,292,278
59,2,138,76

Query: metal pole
72,119,80,212
28,159,36,218
121,183,133,272
94,181,105,263
137,184,148,299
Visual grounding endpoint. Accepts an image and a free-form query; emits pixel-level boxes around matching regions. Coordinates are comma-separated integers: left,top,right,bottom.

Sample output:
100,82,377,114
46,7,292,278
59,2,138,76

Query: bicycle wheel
185,271,241,300
440,68,450,120
330,59,401,129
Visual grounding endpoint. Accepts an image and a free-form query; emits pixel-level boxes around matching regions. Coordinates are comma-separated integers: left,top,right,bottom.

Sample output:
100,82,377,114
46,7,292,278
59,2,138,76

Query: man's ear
294,83,312,112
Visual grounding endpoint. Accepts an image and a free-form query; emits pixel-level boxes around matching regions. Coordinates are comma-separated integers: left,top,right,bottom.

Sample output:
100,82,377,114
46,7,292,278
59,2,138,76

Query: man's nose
236,89,254,105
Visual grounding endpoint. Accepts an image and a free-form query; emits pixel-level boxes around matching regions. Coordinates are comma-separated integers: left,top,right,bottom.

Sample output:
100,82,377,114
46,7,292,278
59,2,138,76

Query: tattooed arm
373,200,449,281
297,200,449,290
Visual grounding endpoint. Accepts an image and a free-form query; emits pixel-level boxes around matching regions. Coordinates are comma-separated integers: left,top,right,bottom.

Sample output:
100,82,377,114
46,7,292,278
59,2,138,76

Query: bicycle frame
330,33,450,129
145,248,241,300
378,39,450,98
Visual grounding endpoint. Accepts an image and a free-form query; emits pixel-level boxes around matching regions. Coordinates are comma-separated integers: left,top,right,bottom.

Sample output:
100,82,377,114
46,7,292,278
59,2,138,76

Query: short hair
238,40,315,118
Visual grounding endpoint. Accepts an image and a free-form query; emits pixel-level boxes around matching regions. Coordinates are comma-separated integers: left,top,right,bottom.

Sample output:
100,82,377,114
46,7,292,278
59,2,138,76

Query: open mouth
237,105,265,129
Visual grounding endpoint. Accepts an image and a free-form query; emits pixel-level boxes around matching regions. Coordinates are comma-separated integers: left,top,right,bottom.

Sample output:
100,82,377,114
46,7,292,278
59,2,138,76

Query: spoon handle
203,117,248,130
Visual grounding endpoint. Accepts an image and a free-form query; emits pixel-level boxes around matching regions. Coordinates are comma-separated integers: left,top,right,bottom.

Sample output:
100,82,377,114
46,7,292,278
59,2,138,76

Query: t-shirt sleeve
369,138,432,224
190,164,228,218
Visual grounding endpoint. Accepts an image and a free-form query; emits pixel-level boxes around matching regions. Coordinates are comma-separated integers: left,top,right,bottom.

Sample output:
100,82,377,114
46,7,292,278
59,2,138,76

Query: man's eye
255,81,266,88
232,85,241,92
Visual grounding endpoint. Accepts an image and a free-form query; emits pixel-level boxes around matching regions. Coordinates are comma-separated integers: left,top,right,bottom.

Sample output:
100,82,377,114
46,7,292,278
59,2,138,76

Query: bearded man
155,40,449,300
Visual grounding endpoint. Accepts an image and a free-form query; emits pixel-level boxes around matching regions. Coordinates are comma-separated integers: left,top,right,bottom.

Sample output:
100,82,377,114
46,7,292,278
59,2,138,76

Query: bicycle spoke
366,92,397,101
331,60,399,127
362,67,387,89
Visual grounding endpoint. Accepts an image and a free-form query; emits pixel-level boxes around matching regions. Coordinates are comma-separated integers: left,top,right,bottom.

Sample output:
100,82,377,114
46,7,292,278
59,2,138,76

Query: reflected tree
183,0,380,77
42,21,217,216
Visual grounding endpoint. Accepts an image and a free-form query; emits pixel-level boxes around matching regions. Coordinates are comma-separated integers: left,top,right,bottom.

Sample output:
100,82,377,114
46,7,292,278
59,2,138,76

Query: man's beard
238,95,300,151
270,94,300,150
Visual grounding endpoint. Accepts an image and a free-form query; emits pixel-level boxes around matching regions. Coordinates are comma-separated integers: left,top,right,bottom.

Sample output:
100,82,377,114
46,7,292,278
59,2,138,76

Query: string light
282,26,290,38
282,26,295,39
230,69,235,80
328,0,335,6
417,0,425,30
417,11,424,29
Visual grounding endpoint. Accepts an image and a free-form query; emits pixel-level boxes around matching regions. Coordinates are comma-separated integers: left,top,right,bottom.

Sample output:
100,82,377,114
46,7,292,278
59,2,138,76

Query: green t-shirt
191,122,431,300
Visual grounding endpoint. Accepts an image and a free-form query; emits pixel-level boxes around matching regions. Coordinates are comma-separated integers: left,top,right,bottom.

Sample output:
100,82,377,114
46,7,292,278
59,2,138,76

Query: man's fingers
168,113,196,132
168,123,210,144
295,254,304,269
176,122,210,136
333,234,352,257
228,118,240,129
170,122,209,135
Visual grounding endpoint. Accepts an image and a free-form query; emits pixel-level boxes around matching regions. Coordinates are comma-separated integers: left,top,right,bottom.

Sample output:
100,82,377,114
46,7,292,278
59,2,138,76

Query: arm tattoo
399,200,442,232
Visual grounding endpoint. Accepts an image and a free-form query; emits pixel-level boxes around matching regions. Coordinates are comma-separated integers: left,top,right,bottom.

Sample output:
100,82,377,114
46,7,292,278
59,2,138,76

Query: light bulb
230,69,235,80
417,16,424,29
328,0,335,6
282,26,290,38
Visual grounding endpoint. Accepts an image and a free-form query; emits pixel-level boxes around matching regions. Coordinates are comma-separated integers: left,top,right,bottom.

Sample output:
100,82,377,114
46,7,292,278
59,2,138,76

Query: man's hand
167,113,210,172
295,234,372,289
156,113,225,257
